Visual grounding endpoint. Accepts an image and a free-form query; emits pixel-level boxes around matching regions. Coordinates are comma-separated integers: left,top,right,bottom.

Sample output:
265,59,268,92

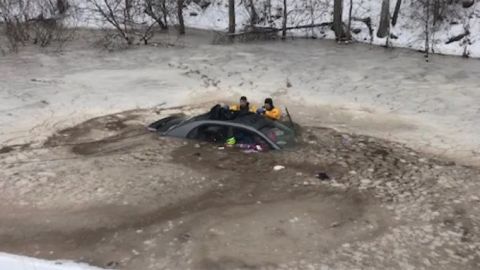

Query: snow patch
0,253,106,270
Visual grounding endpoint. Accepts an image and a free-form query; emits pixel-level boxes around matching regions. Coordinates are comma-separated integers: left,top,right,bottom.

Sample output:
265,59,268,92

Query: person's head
240,96,249,109
264,98,274,110
240,96,248,106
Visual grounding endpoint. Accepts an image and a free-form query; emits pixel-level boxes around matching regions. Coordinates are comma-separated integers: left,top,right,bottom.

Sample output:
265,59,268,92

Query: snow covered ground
4,0,477,57
0,253,104,270
183,0,480,57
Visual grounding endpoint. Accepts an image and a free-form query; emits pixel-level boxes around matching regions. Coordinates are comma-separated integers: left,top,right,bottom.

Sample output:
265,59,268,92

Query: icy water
1,29,480,165
1,30,480,269
0,109,479,269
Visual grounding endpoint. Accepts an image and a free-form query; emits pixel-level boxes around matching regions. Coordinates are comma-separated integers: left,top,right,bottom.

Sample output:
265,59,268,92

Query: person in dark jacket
229,96,256,113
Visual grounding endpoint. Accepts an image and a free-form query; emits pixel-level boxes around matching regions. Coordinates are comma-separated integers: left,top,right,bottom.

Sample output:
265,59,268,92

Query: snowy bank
4,0,477,57
183,0,480,58
0,253,105,270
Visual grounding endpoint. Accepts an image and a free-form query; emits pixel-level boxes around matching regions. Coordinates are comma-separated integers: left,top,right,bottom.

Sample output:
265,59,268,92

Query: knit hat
264,98,273,106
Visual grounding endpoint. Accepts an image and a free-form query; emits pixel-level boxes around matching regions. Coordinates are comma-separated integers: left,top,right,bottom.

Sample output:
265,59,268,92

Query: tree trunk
18,0,27,21
266,0,272,24
433,0,440,25
125,0,133,44
333,0,344,40
56,0,69,15
377,0,390,38
177,0,185,34
425,0,430,60
162,0,168,29
462,24,470,57
347,0,353,40
282,0,287,39
249,0,258,26
145,0,167,30
228,0,235,33
391,0,401,26
308,0,315,37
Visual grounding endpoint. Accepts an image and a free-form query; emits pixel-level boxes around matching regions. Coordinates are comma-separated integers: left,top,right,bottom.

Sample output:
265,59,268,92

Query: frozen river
1,29,480,270
1,29,479,165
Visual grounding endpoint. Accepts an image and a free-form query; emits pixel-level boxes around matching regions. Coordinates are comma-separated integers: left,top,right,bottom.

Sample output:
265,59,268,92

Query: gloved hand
256,108,266,115
226,136,236,146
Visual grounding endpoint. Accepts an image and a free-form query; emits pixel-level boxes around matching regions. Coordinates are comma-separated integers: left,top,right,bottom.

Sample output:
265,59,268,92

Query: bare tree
391,0,402,26
333,0,344,40
433,0,440,24
228,0,235,34
0,0,77,51
377,0,390,39
246,0,258,26
408,0,433,59
56,0,70,14
406,0,472,59
460,3,475,57
425,0,430,60
346,0,353,40
263,0,272,25
87,0,157,45
177,0,185,34
87,0,133,44
0,0,29,50
282,0,287,39
306,0,315,37
144,0,168,30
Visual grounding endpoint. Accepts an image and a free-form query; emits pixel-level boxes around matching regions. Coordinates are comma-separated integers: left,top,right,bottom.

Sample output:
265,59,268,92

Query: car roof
188,112,273,130
231,113,273,129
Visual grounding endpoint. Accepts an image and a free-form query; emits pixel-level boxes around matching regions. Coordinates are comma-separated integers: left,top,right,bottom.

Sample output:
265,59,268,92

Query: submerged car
148,110,296,150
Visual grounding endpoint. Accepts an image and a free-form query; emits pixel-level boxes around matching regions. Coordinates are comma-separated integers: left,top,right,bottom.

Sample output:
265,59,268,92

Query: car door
228,125,274,151
186,123,275,150
186,123,230,144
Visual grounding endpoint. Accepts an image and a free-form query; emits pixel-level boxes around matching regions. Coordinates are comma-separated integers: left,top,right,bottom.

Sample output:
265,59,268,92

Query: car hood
148,114,186,133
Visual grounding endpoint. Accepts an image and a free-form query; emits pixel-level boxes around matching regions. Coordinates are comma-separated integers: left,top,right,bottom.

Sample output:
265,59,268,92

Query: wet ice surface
1,30,480,166
1,30,480,269
0,109,479,270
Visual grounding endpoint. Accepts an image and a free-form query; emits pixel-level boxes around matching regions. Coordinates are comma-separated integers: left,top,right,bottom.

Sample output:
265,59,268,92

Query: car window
187,124,271,150
187,124,229,144
260,122,296,148
230,127,271,151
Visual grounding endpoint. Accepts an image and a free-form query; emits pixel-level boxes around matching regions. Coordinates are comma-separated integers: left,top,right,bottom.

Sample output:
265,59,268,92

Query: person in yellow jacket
229,96,256,113
257,98,281,120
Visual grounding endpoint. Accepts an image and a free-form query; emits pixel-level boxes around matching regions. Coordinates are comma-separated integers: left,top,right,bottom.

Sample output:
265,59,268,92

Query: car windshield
259,122,296,148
